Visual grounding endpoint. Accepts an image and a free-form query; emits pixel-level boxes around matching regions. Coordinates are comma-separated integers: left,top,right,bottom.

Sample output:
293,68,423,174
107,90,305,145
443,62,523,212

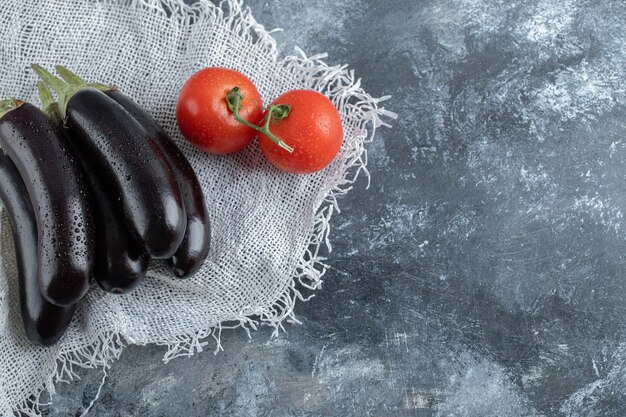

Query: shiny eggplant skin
63,88,186,259
0,151,76,346
104,90,210,278
80,155,149,293
0,103,94,306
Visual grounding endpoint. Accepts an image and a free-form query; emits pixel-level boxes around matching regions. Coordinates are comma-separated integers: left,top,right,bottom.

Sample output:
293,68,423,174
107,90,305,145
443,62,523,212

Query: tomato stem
226,87,294,153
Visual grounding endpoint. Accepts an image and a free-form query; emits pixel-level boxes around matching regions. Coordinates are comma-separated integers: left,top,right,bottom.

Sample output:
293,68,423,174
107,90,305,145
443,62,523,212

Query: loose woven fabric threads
0,0,394,414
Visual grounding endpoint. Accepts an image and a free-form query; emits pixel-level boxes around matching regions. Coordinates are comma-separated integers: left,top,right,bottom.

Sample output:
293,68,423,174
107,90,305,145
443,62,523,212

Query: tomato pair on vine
176,67,343,174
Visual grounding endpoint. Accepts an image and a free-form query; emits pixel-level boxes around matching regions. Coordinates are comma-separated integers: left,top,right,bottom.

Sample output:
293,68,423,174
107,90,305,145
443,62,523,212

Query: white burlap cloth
0,0,393,414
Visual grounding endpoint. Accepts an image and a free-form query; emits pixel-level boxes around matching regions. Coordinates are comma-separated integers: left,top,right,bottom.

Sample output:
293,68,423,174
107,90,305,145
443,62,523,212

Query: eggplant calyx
31,64,111,120
55,65,111,92
0,98,22,119
31,63,72,119
54,64,84,85
37,82,62,124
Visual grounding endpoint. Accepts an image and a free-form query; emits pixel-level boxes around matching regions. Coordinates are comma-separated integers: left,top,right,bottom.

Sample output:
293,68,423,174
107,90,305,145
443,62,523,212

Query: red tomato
176,67,263,154
258,90,343,174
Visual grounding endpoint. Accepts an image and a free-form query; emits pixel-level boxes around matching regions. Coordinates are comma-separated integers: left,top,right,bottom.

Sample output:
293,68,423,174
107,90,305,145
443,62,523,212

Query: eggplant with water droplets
54,65,210,278
37,81,150,294
33,64,186,259
0,99,94,306
70,126,150,293
87,165,150,293
103,90,210,278
0,150,76,345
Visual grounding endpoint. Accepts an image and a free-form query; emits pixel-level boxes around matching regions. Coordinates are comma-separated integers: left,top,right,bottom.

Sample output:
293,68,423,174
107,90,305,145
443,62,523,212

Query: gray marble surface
44,0,626,415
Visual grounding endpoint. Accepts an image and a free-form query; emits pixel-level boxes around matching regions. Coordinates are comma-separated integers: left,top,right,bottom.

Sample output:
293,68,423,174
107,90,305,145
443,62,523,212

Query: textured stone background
44,0,626,415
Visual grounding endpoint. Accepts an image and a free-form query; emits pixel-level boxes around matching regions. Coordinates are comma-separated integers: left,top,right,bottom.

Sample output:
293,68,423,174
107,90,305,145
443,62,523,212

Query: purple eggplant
81,152,150,293
0,99,93,306
54,65,210,278
103,90,210,278
33,65,186,259
0,150,76,345
37,80,150,294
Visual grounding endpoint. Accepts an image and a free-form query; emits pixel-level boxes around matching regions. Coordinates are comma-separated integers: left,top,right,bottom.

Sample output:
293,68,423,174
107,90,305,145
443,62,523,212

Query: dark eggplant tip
28,332,63,347
166,255,190,278
166,256,204,279
97,279,140,295
27,317,72,347
97,281,133,295
96,269,147,294
41,280,89,307
146,220,187,259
